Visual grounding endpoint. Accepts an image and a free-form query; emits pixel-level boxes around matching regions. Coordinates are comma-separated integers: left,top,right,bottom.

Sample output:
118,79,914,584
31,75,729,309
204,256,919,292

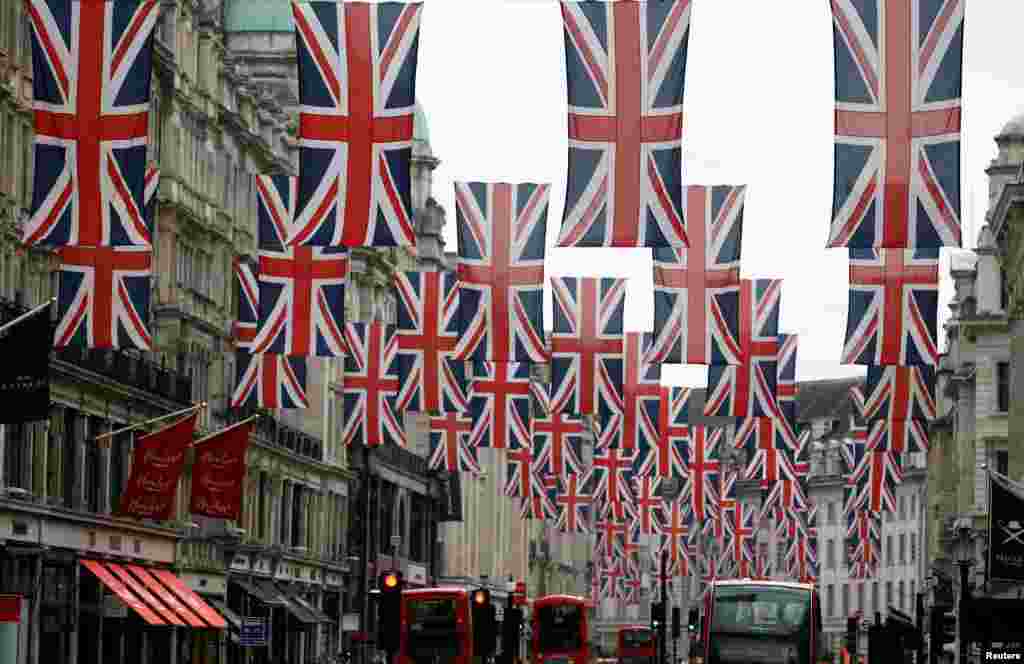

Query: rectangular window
2,423,27,489
827,539,835,569
997,450,1009,478
997,362,1010,413
1001,267,1009,312
899,533,906,565
872,583,879,616
911,580,916,612
842,585,849,618
887,535,894,566
911,494,917,518
911,536,917,563
898,581,905,610
899,495,906,520
827,501,835,524
886,581,893,606
827,585,835,618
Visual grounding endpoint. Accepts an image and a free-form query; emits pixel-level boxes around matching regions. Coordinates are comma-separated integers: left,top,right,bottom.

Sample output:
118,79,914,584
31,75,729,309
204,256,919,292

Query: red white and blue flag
599,332,661,450
550,277,626,415
54,246,152,350
705,279,783,417
659,496,693,577
595,515,628,560
726,502,757,570
866,417,930,456
635,386,690,481
504,443,535,501
232,258,259,350
846,509,882,578
734,414,798,489
647,185,745,364
843,248,939,367
631,475,665,537
291,1,422,248
703,464,737,544
859,365,937,422
144,164,159,229
557,0,691,247
829,0,964,249
685,425,722,522
232,352,309,410
341,321,405,448
521,473,559,522
393,271,468,414
468,361,533,450
428,411,480,475
254,175,349,358
533,396,586,480
24,0,159,248
555,473,593,534
588,444,637,524
776,333,799,429
850,448,902,513
454,182,549,363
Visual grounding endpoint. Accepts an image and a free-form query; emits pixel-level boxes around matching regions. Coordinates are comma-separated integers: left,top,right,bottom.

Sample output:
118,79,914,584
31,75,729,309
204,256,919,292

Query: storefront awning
207,598,242,631
256,580,318,624
280,586,333,624
80,560,225,629
231,578,286,606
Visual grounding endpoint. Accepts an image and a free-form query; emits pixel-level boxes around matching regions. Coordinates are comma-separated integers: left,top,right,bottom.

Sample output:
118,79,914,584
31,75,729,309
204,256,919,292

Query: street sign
239,617,267,647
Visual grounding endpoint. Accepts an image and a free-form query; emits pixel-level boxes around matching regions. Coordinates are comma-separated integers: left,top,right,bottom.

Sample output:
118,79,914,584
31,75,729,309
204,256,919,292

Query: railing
224,405,325,463
0,297,193,404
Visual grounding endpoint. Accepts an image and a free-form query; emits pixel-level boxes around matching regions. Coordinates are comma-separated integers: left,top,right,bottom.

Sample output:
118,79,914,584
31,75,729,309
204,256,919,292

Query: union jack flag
705,279,783,418
468,362,533,450
647,185,745,365
254,176,349,358
232,352,309,410
776,334,799,428
533,394,586,480
454,182,549,363
594,514,628,559
685,425,722,522
232,258,259,350
24,0,159,248
623,573,643,606
849,448,902,513
428,411,479,474
291,1,422,248
659,496,693,576
557,0,692,248
866,417,930,456
752,545,773,580
636,386,690,480
725,502,757,569
588,444,636,523
144,164,159,228
521,473,560,522
504,445,534,499
843,249,939,367
555,473,592,534
846,509,882,578
54,246,152,350
703,465,736,543
599,332,660,451
859,365,937,422
631,475,665,536
762,476,810,523
786,527,818,583
598,556,626,599
828,0,964,249
550,277,626,415
393,271,467,413
341,322,405,448
734,415,797,489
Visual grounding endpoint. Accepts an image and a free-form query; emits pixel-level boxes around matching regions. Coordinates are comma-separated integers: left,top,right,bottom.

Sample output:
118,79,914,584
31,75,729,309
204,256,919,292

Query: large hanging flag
24,0,159,248
849,448,902,513
54,246,152,350
254,175,349,358
555,473,593,534
144,165,159,227
467,362,533,450
341,321,405,447
685,425,722,522
734,414,797,489
859,365,937,422
119,412,198,521
843,248,939,367
846,509,882,579
557,0,692,247
232,352,309,410
504,444,534,500
0,301,53,424
659,496,693,577
521,472,560,522
636,386,690,481
595,514,629,560
291,1,422,248
631,475,664,536
704,279,783,417
393,271,467,413
589,442,637,523
776,334,799,429
550,277,627,415
533,396,586,480
703,464,737,544
428,411,479,474
647,185,745,365
599,332,661,451
828,0,964,249
785,511,819,582
725,501,757,572
232,258,260,349
762,477,810,521
866,417,930,456
189,419,254,520
454,182,549,363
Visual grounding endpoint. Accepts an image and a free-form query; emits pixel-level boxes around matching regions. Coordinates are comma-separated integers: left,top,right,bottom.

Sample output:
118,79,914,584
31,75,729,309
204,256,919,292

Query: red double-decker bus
399,587,473,664
532,595,589,664
702,580,824,664
617,626,655,664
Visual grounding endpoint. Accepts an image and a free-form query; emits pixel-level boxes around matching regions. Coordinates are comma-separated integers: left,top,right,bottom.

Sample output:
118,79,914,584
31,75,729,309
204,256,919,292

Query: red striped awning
80,560,225,629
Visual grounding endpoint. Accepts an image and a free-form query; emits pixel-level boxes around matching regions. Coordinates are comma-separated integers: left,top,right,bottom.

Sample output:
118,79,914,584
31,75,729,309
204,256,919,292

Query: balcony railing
0,297,193,404
224,405,324,463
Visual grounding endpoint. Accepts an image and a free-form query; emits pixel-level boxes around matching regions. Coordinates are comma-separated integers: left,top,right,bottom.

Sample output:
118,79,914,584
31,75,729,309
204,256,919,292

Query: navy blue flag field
0,304,52,424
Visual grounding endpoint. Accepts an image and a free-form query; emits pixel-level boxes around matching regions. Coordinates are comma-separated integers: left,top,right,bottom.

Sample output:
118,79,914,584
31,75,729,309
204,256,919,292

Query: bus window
537,604,583,651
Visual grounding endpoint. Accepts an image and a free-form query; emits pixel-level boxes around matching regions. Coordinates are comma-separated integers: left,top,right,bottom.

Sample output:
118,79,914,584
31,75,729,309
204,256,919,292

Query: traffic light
651,600,665,627
846,616,859,655
688,607,699,634
472,588,497,657
671,606,681,639
377,571,404,652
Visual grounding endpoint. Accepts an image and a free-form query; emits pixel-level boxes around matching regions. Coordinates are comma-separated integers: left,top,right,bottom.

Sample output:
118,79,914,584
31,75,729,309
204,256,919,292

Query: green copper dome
225,0,294,32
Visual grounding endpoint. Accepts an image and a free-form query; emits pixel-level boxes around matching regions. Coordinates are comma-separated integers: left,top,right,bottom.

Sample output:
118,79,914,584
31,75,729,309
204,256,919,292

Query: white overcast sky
415,0,1024,387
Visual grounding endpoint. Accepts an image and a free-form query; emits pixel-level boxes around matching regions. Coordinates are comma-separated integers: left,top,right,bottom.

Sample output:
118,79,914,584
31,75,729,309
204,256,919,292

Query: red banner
119,413,198,521
189,420,253,520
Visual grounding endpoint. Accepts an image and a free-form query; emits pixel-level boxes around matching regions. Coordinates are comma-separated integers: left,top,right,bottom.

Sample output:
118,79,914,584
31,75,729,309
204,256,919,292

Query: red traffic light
473,589,488,605
384,574,399,589
379,571,402,591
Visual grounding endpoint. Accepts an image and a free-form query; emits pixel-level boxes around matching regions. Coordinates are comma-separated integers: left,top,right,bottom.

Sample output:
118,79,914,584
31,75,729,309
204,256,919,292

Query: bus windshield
407,597,461,657
621,629,653,649
711,586,810,638
537,604,583,652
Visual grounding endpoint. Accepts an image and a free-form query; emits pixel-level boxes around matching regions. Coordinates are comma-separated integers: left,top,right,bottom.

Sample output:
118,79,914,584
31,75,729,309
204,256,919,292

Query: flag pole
191,414,260,447
94,401,207,441
0,297,55,337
